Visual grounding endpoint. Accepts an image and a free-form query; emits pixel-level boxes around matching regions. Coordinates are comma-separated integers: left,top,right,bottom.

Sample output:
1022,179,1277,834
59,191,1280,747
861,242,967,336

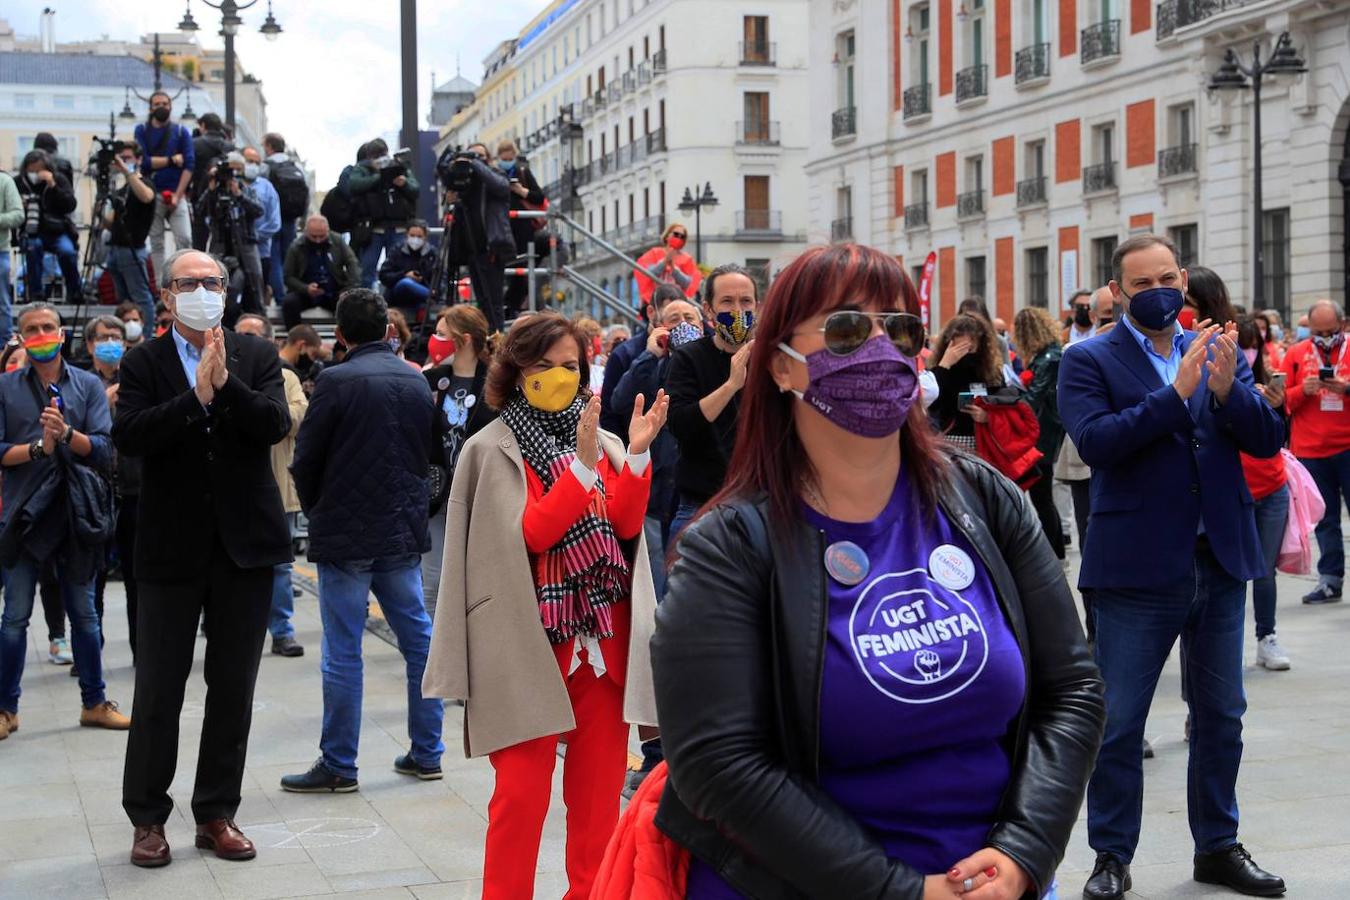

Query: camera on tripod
212,155,238,192
373,147,414,179
89,136,131,195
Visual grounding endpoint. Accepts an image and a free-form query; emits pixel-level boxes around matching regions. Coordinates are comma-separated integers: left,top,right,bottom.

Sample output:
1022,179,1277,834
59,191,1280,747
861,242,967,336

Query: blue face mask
93,340,124,365
499,158,516,173
1123,286,1184,331
1296,325,1311,342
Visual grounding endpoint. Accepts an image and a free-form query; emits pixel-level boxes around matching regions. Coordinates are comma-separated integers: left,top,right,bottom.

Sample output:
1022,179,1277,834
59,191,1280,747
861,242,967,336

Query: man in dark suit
113,248,292,868
1058,235,1287,900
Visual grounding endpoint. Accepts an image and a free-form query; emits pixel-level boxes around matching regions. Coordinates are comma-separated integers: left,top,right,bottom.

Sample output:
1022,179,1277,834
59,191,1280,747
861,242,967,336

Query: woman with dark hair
16,148,81,303
1185,264,1239,326
663,263,759,545
929,313,1006,450
1014,306,1067,560
650,244,1104,900
421,312,668,900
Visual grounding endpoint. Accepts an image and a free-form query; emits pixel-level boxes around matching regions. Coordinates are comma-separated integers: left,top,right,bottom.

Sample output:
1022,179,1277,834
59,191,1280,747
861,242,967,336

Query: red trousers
482,643,629,900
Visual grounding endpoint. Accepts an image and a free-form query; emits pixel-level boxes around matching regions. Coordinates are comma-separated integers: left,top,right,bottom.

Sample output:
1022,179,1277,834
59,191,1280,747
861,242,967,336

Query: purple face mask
779,335,920,437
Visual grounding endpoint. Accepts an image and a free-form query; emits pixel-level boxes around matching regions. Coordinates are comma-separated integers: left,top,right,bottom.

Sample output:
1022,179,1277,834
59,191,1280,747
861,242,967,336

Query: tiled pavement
1,554,1348,899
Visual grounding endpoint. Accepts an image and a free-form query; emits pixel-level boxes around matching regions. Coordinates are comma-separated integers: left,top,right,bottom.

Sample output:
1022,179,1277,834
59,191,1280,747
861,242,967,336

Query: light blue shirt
248,176,281,246
171,324,202,389
1120,314,1185,387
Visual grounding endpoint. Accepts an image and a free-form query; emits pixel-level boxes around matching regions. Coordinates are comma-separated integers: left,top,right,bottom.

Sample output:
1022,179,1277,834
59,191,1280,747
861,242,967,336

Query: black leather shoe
280,759,358,793
1194,844,1286,896
271,636,304,657
1083,853,1131,900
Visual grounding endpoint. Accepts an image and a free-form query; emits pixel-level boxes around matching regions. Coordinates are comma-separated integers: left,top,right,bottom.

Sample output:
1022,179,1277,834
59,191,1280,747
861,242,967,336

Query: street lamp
118,87,137,121
178,0,282,133
1208,32,1306,311
677,182,719,266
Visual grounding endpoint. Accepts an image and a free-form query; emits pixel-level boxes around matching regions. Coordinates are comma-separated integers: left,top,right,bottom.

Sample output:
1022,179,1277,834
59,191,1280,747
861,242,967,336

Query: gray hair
160,249,229,290
15,302,62,329
83,315,126,346
305,214,329,229
236,314,274,340
1308,299,1345,322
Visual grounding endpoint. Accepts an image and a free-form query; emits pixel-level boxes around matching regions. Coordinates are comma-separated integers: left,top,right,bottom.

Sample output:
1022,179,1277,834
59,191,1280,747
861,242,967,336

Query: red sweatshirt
1282,340,1350,459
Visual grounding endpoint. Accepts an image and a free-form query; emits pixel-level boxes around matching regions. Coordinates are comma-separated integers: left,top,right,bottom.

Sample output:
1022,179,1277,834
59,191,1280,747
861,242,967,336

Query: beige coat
421,417,659,758
271,368,307,514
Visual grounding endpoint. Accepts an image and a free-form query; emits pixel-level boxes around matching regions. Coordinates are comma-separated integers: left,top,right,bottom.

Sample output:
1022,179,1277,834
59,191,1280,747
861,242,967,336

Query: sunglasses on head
816,310,926,357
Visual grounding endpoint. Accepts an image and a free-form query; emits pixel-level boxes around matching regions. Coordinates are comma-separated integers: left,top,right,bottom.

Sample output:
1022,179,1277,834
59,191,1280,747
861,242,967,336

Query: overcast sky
5,0,546,183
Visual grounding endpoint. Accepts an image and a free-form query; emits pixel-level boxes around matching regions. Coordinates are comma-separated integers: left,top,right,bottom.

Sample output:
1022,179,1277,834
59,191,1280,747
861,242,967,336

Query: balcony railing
739,40,776,66
1015,43,1051,83
1159,0,1258,37
957,189,985,218
638,62,652,84
955,64,988,103
830,216,853,242
903,84,931,120
832,106,857,140
622,71,637,93
1016,175,1047,206
617,143,633,169
607,82,623,103
1157,0,1177,38
736,209,782,233
1083,161,1117,193
653,48,668,74
593,88,607,109
1081,20,1121,64
647,127,667,154
1158,143,1198,178
736,120,781,145
904,202,929,230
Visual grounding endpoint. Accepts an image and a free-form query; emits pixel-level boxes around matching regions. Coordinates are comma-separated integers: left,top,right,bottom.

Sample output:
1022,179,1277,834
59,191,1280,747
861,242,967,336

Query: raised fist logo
913,649,942,682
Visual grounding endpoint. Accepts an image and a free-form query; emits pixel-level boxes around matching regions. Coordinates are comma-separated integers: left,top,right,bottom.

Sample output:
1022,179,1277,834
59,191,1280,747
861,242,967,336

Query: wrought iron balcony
832,106,857,140
736,209,782,234
1016,175,1047,207
1083,161,1117,193
739,40,776,66
736,120,781,145
607,82,622,103
593,89,607,109
1158,143,1198,178
617,143,632,169
1081,20,1121,65
1158,0,1257,37
1156,0,1177,38
622,71,637,93
638,62,652,84
957,189,985,218
646,127,667,155
903,84,931,120
830,216,853,242
653,48,668,74
955,64,988,103
904,202,929,230
1015,43,1051,83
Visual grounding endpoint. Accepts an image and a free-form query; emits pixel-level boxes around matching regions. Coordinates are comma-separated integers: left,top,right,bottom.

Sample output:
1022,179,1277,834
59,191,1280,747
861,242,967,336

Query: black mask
1073,307,1093,328
151,108,171,123
308,238,329,248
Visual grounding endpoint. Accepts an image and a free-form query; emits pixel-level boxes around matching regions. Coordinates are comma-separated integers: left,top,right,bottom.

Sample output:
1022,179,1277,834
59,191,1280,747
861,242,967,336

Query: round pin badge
928,544,975,591
464,394,476,408
437,377,450,391
824,541,870,586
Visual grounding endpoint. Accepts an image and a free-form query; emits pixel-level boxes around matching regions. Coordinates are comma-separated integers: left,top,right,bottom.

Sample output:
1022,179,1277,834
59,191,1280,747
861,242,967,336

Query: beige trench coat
271,368,307,514
421,417,659,758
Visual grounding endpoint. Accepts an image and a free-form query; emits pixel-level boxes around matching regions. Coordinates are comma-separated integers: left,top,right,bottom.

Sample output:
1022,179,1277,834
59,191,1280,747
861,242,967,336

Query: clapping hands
627,389,670,455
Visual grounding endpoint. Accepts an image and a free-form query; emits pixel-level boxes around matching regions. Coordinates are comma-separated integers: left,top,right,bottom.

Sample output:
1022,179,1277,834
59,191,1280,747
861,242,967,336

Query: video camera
373,147,414,179
89,136,132,197
437,148,482,194
212,155,238,189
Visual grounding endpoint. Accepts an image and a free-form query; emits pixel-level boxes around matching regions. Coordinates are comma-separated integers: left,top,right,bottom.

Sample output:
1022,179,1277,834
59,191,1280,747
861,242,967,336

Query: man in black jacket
442,143,513,334
32,133,76,188
115,248,292,869
282,215,363,329
281,288,443,791
190,113,235,250
195,153,266,327
17,149,82,303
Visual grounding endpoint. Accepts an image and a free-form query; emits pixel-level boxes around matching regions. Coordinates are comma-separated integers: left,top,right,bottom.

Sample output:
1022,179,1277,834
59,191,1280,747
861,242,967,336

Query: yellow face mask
522,366,581,412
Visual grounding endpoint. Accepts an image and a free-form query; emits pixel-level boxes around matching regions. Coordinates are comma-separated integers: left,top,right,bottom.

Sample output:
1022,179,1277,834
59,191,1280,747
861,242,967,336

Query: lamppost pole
678,182,719,267
180,0,282,135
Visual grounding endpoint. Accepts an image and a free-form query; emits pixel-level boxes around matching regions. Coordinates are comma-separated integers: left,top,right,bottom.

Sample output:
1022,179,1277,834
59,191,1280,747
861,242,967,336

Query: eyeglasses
170,276,226,293
814,310,926,357
669,231,687,239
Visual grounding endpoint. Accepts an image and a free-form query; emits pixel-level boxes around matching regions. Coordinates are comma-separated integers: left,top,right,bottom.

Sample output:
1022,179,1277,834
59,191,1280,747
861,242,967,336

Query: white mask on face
25,172,39,185
405,236,425,251
123,320,144,342
174,285,226,332
242,163,260,181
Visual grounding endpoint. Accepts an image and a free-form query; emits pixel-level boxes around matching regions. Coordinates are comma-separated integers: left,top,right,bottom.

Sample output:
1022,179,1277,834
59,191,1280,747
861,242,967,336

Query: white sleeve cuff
625,449,651,476
569,456,598,491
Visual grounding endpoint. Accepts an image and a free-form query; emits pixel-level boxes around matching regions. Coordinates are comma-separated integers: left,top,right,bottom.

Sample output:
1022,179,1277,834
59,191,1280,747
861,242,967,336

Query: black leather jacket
652,451,1105,900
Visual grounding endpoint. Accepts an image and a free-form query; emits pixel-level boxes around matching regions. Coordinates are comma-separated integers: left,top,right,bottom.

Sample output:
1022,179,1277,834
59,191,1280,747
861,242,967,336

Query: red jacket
592,762,689,900
974,399,1043,489
1282,339,1350,459
634,246,701,304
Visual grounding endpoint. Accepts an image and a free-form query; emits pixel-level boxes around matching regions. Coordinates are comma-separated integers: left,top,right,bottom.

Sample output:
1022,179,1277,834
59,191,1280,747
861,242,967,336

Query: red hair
704,243,948,526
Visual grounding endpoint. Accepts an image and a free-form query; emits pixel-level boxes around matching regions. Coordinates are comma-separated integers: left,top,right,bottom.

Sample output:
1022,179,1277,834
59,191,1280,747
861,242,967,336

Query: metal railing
593,88,607,109
607,82,622,103
1016,175,1047,206
739,40,776,66
904,202,929,229
832,106,857,140
736,209,782,233
1157,0,1178,38
1158,143,1198,178
1159,0,1258,37
638,61,652,84
1083,161,1117,192
575,129,669,189
955,64,988,103
622,71,637,93
736,120,781,145
903,83,931,119
1081,20,1121,64
653,48,668,74
647,127,667,154
830,216,854,241
957,189,985,218
1015,43,1051,83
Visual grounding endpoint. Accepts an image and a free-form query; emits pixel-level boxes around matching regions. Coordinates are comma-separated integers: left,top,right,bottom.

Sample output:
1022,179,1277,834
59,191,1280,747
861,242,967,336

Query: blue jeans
24,233,82,302
106,246,155,325
270,513,298,640
1,556,105,712
358,230,406,289
1298,450,1350,589
0,251,12,345
316,554,443,778
1086,541,1247,862
1252,485,1290,640
268,223,293,304
666,498,703,558
389,276,430,310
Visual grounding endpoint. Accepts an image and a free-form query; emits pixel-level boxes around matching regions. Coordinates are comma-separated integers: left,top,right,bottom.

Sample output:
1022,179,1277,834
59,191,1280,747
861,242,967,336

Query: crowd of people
0,95,1341,900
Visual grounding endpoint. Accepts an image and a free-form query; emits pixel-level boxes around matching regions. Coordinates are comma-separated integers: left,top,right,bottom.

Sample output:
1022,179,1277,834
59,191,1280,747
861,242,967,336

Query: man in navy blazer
1058,235,1286,900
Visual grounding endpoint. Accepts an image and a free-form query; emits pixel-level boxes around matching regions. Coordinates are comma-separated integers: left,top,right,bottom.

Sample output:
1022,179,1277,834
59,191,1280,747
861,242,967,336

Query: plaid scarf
500,393,630,643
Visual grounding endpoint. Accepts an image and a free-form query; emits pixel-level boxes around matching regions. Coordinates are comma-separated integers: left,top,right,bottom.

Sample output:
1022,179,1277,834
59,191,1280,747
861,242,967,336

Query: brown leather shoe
131,824,171,867
80,700,130,730
0,710,17,739
195,818,256,860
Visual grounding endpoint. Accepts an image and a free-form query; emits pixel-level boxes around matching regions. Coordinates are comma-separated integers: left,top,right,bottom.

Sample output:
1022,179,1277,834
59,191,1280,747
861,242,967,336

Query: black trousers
282,290,337,330
121,543,271,826
1066,476,1095,640
466,252,505,334
1028,458,1065,560
95,495,141,661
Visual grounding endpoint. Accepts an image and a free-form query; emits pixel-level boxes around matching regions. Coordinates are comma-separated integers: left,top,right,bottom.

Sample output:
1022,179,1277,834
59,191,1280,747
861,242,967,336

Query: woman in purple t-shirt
651,244,1105,900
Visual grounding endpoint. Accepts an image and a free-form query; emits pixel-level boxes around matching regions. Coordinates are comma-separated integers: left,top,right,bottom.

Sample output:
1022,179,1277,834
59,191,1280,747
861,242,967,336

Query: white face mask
25,172,39,185
174,285,226,332
406,236,425,251
124,320,144,341
242,163,260,181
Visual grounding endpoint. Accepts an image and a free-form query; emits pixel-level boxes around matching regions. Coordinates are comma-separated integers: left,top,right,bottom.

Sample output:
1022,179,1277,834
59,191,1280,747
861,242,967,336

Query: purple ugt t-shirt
686,474,1026,898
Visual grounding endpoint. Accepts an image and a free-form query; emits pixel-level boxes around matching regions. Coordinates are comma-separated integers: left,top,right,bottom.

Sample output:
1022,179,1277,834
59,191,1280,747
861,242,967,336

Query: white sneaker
48,638,73,665
1256,634,1291,671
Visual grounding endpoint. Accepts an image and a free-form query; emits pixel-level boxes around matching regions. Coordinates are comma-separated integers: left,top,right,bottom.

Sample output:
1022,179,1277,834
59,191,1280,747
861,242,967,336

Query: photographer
377,219,435,313
438,142,513,334
189,113,235,251
102,143,157,326
241,147,282,304
133,91,194,283
193,152,265,327
17,149,82,304
281,214,362,329
497,140,546,321
345,138,420,288
0,170,22,344
32,133,75,189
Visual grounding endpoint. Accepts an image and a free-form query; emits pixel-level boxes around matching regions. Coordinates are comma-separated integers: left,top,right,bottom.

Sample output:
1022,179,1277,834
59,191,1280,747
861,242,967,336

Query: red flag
917,251,937,330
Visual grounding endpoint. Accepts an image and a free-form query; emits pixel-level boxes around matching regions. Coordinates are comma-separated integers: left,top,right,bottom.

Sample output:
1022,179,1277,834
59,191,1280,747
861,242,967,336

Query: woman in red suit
634,223,702,304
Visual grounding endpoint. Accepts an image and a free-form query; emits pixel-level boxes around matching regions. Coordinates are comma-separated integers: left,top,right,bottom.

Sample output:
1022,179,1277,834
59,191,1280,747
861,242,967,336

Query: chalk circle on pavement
249,817,382,850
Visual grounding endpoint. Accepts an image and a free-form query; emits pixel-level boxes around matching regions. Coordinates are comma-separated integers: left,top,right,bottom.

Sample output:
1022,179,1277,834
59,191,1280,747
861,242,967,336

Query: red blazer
974,400,1043,489
634,246,701,304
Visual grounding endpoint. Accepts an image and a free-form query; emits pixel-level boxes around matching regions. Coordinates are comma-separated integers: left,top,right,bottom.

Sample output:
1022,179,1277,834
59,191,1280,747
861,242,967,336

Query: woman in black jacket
497,140,546,321
929,313,1006,450
1012,306,1066,560
653,244,1105,900
17,149,81,303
